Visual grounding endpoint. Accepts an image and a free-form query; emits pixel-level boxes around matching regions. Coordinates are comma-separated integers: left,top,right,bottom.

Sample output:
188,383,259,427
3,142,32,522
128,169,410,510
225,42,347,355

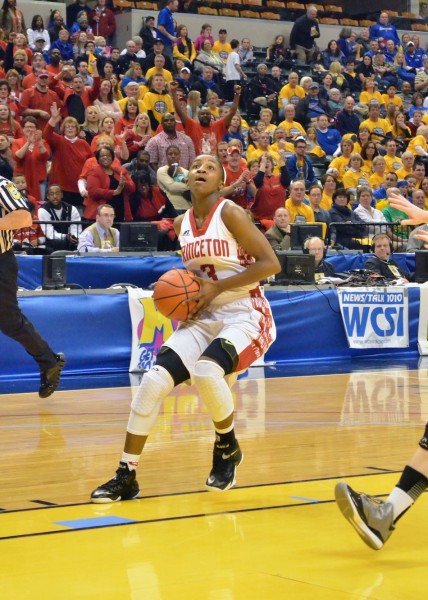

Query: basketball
153,268,200,321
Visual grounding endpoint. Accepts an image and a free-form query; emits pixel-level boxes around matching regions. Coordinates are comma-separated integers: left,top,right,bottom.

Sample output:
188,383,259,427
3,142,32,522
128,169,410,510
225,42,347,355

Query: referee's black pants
0,250,56,371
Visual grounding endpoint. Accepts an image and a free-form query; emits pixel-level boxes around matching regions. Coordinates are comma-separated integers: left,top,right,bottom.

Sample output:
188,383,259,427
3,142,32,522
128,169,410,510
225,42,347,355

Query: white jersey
179,198,258,304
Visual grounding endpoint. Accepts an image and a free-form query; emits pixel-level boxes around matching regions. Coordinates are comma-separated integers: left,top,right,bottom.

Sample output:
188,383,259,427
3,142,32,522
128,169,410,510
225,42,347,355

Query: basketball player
0,175,65,397
91,154,281,502
335,192,428,550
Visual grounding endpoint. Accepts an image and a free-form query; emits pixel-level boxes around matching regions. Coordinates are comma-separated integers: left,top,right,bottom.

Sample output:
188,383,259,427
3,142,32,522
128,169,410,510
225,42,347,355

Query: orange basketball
153,268,200,321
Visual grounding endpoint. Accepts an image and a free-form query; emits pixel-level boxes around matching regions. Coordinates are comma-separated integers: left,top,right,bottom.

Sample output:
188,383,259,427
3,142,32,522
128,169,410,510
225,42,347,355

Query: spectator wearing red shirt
12,116,50,202
44,102,92,210
52,59,100,124
21,52,46,89
20,69,62,130
89,0,116,43
170,81,241,155
251,152,290,226
0,102,22,138
222,146,256,209
84,146,135,221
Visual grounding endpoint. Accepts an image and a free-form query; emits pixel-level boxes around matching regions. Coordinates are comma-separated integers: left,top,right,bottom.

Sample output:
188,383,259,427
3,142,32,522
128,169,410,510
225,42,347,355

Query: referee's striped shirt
0,176,31,254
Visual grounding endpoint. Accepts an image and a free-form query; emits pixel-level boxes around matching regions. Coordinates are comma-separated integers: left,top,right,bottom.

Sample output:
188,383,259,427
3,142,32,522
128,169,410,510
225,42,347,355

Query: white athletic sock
121,452,140,471
387,487,414,522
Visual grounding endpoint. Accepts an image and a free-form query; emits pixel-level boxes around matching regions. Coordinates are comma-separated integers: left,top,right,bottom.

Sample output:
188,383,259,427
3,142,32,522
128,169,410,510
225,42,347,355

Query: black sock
215,429,236,447
397,465,428,501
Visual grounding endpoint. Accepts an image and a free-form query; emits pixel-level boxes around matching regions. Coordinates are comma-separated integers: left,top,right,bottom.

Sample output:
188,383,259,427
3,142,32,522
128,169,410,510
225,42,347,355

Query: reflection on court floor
1,367,428,599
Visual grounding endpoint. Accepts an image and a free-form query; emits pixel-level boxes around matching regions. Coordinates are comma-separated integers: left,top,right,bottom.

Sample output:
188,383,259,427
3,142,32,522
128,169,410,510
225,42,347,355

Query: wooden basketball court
1,366,427,599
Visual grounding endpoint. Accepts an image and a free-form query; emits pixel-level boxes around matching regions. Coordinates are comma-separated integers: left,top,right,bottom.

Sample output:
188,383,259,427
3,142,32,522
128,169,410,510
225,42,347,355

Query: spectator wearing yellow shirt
207,91,220,120
142,74,174,128
145,55,173,83
258,107,277,141
396,151,415,180
342,153,370,190
305,126,326,159
328,139,354,181
285,180,315,224
360,140,378,174
278,72,305,114
384,138,403,172
277,103,306,140
270,127,295,157
320,172,337,210
118,82,146,113
360,101,392,141
382,83,403,111
359,78,384,107
212,29,232,63
412,161,426,189
247,131,280,174
407,124,428,157
173,24,197,63
369,155,387,189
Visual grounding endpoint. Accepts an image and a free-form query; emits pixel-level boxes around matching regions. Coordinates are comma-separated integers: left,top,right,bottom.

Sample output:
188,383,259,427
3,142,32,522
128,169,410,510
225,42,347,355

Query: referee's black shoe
39,353,66,398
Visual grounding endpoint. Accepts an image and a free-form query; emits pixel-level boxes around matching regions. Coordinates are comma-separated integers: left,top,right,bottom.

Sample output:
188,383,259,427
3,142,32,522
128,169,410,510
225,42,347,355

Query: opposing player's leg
91,348,190,503
335,427,428,550
194,338,243,492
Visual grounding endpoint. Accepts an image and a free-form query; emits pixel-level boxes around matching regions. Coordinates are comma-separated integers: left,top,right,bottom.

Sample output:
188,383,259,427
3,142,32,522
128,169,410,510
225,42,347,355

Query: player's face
188,155,223,198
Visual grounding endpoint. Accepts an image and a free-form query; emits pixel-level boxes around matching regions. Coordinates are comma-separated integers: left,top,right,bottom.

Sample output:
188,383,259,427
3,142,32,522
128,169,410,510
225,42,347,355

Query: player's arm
221,203,281,284
222,85,241,129
173,213,185,237
188,204,280,317
389,192,428,225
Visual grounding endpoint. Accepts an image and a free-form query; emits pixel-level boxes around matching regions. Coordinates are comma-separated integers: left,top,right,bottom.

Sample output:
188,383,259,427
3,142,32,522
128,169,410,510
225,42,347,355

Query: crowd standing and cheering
2,1,428,253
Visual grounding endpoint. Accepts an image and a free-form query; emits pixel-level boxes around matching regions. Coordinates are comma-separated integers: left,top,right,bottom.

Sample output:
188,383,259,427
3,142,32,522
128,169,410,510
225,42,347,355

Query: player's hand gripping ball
153,268,200,321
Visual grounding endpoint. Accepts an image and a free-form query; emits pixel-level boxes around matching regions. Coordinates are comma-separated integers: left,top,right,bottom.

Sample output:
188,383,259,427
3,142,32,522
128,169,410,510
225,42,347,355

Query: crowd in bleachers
2,0,428,254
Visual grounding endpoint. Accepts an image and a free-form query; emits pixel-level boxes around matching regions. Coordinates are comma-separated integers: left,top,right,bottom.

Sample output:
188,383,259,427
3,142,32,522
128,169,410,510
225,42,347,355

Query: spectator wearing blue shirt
157,0,178,59
405,41,425,70
369,12,400,47
316,114,341,158
384,39,397,64
50,29,74,63
286,137,316,188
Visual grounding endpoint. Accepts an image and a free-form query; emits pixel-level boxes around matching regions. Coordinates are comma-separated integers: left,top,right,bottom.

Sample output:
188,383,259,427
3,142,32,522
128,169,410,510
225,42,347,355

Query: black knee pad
155,346,190,386
419,423,428,450
201,338,238,375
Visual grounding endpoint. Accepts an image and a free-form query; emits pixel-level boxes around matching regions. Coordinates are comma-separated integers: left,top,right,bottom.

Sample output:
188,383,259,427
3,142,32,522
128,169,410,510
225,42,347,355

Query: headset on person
302,236,328,258
371,233,393,254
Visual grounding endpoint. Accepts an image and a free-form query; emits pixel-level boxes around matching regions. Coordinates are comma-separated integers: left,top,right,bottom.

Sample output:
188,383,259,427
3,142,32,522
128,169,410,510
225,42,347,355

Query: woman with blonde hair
305,126,326,159
407,124,428,157
342,152,370,190
329,61,346,90
91,115,129,161
44,104,92,210
126,112,152,158
187,90,201,120
369,155,387,189
0,102,22,139
81,104,102,145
